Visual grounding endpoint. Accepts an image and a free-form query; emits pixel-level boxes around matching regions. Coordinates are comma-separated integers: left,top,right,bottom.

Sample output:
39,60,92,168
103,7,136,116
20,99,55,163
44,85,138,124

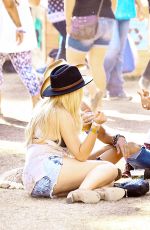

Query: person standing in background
139,0,150,90
33,0,67,74
0,0,41,116
64,0,115,111
104,0,144,100
47,0,66,60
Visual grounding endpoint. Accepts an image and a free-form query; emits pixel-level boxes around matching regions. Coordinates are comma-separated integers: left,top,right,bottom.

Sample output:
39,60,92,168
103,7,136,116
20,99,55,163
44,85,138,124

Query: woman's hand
16,30,24,45
115,136,129,159
81,110,107,131
138,89,150,110
93,111,107,125
81,110,94,131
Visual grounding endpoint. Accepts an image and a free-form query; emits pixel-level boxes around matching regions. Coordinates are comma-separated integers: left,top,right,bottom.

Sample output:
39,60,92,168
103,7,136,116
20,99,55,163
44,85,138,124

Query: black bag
114,179,149,197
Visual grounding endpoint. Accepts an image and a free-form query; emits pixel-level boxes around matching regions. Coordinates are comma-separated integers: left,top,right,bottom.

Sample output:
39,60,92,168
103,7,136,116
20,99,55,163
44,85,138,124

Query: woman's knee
128,142,141,156
97,161,118,176
102,161,118,178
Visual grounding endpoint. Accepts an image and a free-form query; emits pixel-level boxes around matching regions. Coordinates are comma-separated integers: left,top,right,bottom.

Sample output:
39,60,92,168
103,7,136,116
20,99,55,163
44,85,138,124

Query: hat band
52,78,84,92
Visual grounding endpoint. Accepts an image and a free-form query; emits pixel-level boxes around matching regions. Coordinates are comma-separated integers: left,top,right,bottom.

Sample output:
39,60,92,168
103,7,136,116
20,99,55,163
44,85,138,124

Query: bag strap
97,0,104,17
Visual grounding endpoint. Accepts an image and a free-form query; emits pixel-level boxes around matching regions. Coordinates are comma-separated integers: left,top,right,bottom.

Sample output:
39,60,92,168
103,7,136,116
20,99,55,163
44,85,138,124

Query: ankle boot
66,189,101,204
95,187,125,201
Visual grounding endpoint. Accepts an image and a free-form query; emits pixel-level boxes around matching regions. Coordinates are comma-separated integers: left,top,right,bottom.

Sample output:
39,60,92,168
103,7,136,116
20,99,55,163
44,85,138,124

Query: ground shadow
0,116,27,142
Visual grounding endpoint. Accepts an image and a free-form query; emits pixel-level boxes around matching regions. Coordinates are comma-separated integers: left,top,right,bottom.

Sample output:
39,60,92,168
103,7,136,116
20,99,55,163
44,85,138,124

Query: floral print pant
0,51,42,96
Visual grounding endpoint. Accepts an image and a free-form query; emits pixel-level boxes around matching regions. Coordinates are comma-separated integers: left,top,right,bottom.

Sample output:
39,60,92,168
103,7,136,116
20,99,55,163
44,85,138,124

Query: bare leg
89,142,141,164
88,46,107,110
53,158,118,195
88,46,107,92
53,158,126,203
66,48,100,103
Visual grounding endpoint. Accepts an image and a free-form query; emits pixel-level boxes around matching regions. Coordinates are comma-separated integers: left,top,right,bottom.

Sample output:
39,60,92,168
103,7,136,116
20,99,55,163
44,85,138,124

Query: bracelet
89,127,99,135
112,134,125,147
92,121,100,127
16,27,25,33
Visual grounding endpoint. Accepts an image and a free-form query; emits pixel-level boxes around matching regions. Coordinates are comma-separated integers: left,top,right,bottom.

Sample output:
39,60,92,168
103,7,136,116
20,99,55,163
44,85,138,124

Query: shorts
31,156,63,198
66,17,114,52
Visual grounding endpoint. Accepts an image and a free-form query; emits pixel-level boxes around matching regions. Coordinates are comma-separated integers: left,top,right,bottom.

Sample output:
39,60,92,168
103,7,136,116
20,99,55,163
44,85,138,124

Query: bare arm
135,0,145,20
64,0,76,33
59,109,107,162
29,0,40,7
2,0,24,44
81,102,128,157
2,0,22,27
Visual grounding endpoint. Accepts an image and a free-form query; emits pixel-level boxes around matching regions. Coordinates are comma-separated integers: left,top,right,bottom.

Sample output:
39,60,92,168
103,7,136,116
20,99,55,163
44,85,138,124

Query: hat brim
40,59,67,96
40,59,89,97
42,76,93,97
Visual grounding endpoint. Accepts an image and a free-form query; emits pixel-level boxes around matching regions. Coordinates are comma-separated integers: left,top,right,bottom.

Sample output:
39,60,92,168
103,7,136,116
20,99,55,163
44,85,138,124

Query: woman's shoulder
57,107,74,125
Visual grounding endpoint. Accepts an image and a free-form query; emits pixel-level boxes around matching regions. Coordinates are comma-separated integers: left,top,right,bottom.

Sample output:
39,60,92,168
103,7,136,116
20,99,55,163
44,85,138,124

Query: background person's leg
104,20,120,89
66,47,99,107
9,51,42,107
104,20,131,99
88,46,108,110
88,46,107,92
52,20,67,60
0,53,7,115
139,60,150,89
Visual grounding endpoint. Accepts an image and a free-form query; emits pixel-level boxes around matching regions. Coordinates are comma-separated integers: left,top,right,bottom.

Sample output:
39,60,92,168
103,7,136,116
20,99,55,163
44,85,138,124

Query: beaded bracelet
112,134,125,147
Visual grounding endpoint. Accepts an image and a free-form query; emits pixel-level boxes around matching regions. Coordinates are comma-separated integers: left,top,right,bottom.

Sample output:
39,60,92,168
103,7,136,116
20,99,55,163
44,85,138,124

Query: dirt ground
0,73,150,230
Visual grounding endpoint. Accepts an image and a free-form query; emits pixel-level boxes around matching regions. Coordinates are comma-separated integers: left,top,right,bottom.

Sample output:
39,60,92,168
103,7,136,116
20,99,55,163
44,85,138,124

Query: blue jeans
104,20,130,97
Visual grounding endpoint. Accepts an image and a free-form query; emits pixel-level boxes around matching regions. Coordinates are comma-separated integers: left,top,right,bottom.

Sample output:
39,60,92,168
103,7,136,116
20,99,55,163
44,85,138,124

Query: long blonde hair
25,88,83,145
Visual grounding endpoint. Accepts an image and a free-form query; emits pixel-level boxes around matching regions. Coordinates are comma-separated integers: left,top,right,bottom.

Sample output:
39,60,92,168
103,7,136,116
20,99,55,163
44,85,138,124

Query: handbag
70,0,104,40
127,146,150,169
114,179,149,197
122,35,137,73
115,0,136,20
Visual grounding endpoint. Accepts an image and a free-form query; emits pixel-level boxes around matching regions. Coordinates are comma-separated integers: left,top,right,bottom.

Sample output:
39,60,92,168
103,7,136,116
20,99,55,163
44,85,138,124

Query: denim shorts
66,17,114,52
31,156,63,198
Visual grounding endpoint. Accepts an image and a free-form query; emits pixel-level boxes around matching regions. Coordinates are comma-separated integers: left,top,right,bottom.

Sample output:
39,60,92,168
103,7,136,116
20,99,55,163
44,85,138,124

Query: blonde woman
22,61,125,203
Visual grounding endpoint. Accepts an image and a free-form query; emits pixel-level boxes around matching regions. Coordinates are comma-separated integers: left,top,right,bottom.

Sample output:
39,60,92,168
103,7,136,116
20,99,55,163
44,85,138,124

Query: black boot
122,162,134,178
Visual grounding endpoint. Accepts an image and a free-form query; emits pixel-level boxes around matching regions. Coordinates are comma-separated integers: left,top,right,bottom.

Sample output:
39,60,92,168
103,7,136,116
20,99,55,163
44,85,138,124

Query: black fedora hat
41,63,93,97
40,59,87,96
